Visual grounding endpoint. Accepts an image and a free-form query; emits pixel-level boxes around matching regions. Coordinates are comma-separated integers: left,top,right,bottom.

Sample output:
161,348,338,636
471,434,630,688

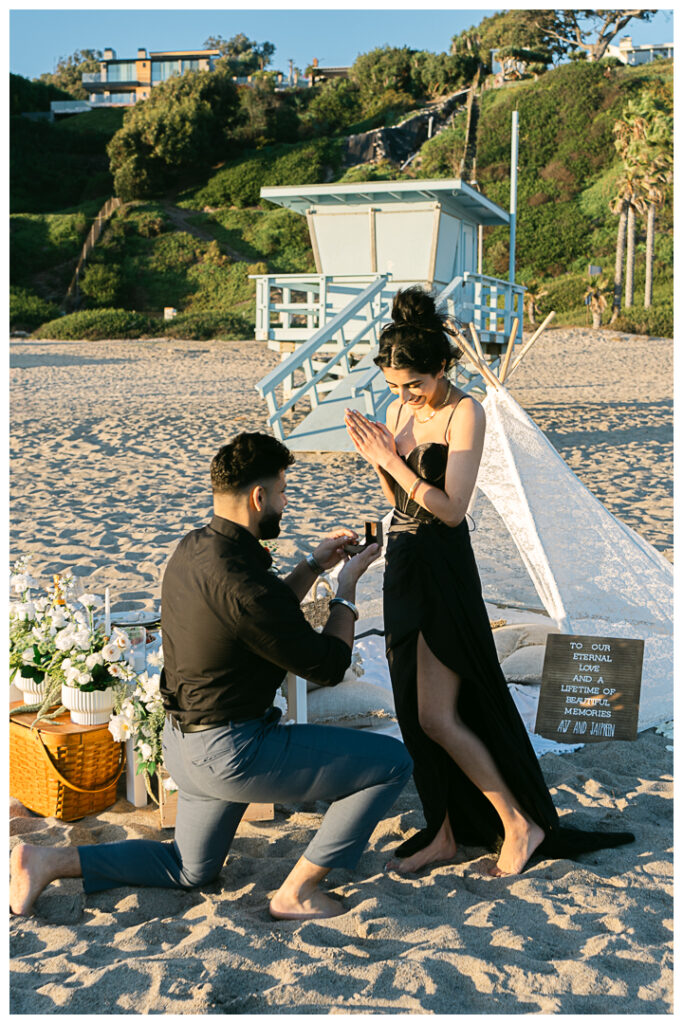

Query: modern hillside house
605,36,674,64
62,46,326,110
81,47,221,107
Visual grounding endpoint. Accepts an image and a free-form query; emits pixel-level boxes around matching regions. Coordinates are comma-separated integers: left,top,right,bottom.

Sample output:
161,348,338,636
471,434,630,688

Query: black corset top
394,442,448,522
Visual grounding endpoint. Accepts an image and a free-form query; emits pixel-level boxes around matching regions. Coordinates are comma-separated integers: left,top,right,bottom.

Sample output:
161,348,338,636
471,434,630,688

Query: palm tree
609,172,641,321
612,89,673,313
631,105,673,309
584,280,608,330
642,173,666,309
524,281,548,327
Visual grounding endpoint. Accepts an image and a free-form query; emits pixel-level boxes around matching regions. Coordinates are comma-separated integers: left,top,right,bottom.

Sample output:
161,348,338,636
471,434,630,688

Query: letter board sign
535,633,644,743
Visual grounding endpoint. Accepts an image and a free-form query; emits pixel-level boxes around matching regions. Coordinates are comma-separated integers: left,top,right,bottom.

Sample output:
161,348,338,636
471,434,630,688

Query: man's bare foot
269,887,344,921
488,819,545,876
10,844,81,916
270,855,344,920
386,830,457,875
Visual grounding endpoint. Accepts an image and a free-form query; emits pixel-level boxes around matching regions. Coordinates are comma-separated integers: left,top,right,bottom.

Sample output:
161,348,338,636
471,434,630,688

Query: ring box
344,520,383,555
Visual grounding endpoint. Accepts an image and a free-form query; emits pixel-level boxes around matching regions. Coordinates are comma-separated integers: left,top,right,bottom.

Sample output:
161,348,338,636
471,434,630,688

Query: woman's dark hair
373,286,462,375
211,432,295,494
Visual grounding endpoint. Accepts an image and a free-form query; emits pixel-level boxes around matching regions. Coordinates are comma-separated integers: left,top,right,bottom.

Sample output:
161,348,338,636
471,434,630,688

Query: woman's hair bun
374,285,462,376
391,286,442,332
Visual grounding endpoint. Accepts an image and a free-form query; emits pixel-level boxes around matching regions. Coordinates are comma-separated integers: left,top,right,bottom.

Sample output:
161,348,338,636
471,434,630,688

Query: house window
107,62,136,82
152,60,181,82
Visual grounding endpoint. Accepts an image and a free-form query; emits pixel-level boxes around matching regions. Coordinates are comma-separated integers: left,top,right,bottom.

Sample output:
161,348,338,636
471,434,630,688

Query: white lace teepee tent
457,328,673,734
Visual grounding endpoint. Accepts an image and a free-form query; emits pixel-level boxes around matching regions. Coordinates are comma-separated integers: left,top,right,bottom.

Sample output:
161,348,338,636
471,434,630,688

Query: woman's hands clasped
344,408,397,470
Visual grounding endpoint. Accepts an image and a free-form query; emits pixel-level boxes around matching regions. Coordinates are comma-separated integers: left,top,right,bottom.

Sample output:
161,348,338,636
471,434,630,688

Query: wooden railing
458,271,525,341
63,197,122,308
250,272,388,345
255,276,391,440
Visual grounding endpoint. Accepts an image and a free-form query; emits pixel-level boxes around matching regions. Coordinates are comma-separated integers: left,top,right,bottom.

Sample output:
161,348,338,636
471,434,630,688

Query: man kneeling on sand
11,432,412,921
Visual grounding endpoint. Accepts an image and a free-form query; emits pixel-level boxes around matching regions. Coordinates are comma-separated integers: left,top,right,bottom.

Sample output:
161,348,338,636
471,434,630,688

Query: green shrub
305,79,363,133
10,210,89,287
33,308,160,340
107,70,242,200
162,310,253,340
337,161,404,184
539,274,592,316
10,287,61,332
416,124,467,178
184,260,258,311
122,206,169,238
611,305,673,338
10,73,73,115
10,113,118,213
354,88,418,125
184,139,343,209
246,209,314,272
79,263,122,306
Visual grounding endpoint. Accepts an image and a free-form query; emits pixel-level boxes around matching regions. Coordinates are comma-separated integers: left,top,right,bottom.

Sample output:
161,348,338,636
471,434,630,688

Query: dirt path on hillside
162,202,247,262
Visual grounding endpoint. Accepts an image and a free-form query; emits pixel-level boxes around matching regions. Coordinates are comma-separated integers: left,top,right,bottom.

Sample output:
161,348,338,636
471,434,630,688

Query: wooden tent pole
469,323,485,361
451,328,501,391
499,317,519,383
506,311,556,379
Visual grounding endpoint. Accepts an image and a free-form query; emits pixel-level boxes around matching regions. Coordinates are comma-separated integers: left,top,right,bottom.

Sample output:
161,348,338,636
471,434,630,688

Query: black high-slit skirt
383,506,635,862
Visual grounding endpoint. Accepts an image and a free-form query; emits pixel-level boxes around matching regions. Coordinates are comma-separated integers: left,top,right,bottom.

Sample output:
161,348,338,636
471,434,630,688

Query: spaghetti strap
394,401,408,434
444,391,466,443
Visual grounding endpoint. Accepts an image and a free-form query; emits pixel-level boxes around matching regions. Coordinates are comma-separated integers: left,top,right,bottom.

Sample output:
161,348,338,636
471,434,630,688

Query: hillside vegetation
9,56,672,339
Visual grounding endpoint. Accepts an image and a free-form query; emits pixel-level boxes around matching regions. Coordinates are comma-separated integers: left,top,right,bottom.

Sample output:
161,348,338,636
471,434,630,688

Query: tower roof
261,178,509,225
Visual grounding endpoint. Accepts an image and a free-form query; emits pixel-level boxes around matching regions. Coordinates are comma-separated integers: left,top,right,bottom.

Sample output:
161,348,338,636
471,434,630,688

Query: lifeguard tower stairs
254,180,524,451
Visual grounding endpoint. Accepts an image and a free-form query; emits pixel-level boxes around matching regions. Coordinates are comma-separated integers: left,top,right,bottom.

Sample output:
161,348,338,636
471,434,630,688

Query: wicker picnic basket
9,703,125,822
301,575,334,630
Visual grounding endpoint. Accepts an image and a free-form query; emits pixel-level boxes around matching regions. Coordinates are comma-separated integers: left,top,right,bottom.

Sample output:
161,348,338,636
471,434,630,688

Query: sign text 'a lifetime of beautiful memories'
535,633,644,743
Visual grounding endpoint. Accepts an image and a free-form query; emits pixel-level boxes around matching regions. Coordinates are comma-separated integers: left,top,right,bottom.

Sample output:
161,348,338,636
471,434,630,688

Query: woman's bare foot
269,855,344,921
488,818,545,876
10,844,81,916
387,816,457,875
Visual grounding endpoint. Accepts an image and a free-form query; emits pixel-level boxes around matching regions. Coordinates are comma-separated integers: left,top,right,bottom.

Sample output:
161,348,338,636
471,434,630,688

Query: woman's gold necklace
414,381,452,423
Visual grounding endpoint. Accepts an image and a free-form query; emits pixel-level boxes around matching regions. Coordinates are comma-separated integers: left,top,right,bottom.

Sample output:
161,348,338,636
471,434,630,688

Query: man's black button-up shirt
160,515,351,726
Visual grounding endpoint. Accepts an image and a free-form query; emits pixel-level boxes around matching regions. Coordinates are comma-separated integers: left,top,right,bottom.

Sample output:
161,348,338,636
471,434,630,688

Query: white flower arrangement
110,661,167,801
9,560,140,721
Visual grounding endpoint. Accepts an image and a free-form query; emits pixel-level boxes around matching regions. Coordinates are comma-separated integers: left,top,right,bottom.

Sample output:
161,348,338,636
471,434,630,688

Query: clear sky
9,3,675,82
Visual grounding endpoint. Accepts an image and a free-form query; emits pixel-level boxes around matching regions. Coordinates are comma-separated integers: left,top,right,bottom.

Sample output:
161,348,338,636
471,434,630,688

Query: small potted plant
10,560,74,706
58,593,137,724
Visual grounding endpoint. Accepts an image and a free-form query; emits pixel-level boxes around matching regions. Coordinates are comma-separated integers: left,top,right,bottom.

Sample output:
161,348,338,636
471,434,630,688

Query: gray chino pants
78,707,412,893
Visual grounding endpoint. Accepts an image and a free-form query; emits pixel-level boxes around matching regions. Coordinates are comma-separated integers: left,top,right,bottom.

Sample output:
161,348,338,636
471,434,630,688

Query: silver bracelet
329,597,359,621
305,552,323,574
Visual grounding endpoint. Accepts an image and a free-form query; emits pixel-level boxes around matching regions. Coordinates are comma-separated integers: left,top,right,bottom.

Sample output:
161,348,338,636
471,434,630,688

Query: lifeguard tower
254,178,524,451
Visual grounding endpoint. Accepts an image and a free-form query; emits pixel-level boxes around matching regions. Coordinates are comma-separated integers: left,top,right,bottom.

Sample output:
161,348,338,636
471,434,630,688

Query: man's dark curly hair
210,432,295,494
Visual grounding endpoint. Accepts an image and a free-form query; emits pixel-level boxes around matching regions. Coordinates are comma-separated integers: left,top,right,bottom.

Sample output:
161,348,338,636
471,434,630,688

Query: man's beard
258,511,282,540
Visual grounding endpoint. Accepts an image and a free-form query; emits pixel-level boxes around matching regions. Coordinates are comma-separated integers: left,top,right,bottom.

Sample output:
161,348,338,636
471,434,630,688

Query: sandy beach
9,327,673,1014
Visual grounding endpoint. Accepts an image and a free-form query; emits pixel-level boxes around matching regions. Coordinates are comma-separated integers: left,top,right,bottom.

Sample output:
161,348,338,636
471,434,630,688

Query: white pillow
499,645,546,685
492,622,560,662
307,680,396,730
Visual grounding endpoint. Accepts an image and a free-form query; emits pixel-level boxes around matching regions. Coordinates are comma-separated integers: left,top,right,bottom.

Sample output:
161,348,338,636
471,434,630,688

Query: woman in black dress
345,287,633,876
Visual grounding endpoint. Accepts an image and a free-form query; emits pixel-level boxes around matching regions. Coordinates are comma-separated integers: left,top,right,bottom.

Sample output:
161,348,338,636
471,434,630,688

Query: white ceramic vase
61,683,115,726
12,670,49,706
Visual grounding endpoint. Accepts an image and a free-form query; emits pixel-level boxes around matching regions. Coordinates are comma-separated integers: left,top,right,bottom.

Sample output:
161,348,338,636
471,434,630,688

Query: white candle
104,587,111,636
